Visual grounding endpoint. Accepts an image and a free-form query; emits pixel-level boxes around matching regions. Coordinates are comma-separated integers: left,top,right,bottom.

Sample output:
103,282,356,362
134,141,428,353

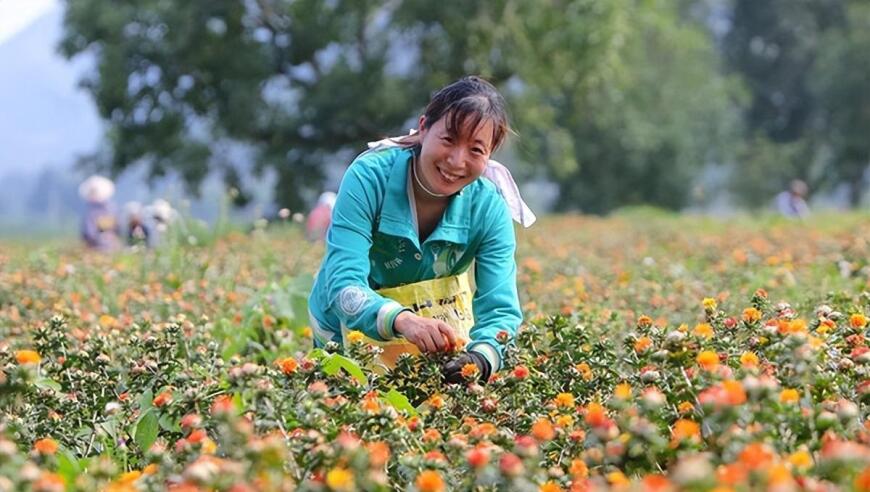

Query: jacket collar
377,148,471,249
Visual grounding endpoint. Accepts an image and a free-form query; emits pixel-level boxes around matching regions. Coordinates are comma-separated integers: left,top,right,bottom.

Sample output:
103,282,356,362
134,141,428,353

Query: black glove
442,351,492,384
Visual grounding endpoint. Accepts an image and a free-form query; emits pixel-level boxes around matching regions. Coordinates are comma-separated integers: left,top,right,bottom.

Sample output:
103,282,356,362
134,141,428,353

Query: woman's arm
321,160,409,342
466,196,523,372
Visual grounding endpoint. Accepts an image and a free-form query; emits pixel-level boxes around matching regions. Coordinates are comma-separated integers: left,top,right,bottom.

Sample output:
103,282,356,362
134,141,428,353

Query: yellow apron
342,272,475,368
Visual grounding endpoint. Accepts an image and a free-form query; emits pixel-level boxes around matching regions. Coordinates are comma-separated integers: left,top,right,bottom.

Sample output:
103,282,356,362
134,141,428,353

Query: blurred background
1,0,868,236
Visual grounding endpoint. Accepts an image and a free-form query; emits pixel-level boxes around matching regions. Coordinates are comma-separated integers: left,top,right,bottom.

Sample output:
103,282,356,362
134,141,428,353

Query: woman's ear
418,115,427,135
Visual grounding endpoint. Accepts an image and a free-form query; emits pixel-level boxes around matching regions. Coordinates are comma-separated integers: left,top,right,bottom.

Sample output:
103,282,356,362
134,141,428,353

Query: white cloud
0,0,58,45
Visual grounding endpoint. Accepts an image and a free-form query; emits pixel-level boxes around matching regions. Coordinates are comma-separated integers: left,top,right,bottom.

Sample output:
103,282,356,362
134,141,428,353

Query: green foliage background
58,0,869,212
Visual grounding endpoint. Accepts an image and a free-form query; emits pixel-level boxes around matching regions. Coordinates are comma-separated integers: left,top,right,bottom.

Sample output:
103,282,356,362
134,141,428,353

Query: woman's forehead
437,114,496,147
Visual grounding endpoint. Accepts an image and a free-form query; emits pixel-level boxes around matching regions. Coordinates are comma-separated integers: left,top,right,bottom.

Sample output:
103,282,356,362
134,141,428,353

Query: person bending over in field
307,76,535,384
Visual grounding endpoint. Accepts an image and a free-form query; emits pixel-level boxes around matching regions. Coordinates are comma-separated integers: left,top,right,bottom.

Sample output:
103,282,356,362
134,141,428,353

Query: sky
0,0,57,45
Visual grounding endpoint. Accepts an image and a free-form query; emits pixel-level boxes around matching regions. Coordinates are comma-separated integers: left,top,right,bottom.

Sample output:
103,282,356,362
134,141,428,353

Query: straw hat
78,175,115,203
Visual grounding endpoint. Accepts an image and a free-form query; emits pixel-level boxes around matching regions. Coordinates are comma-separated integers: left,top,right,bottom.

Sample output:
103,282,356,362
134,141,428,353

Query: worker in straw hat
79,175,121,252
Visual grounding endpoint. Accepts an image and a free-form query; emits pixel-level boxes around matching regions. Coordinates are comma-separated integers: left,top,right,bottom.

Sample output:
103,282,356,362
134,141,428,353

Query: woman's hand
393,311,457,353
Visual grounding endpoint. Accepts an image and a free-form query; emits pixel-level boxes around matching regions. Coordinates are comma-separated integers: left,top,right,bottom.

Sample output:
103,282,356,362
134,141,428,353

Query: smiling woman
307,76,535,385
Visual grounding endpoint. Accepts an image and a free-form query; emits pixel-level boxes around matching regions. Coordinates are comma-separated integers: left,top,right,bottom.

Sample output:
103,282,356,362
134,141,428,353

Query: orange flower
634,336,653,353
584,402,608,427
211,394,235,415
325,466,354,491
779,388,800,404
716,463,748,486
422,428,441,442
416,470,445,492
723,380,747,405
575,363,593,381
642,474,673,492
742,307,762,323
539,481,563,492
15,349,41,365
466,446,490,469
361,392,380,413
678,401,694,414
276,357,298,375
693,323,714,339
461,363,479,379
531,418,556,441
696,351,719,371
554,392,575,408
33,437,58,455
570,459,588,478
637,315,653,328
851,313,869,329
855,465,870,491
513,365,530,379
788,450,813,470
427,394,444,410
670,419,700,445
153,391,173,408
738,443,775,470
366,441,390,468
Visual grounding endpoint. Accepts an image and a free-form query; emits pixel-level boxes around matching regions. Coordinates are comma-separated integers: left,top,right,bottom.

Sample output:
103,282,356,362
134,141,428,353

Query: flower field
2,211,870,491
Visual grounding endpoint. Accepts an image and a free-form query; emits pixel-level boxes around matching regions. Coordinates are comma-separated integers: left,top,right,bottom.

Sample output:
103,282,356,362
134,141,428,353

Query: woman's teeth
437,166,463,183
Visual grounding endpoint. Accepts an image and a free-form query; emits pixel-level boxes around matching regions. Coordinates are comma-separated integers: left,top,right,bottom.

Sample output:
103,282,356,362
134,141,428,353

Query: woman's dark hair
400,76,511,153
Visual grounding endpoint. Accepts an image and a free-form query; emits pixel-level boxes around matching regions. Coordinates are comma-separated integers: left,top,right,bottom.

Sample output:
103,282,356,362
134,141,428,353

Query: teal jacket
307,146,522,371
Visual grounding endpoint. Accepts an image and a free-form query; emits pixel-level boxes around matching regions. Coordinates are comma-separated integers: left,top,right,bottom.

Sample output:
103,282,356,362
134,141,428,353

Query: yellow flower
607,471,630,486
15,350,41,365
301,326,313,338
555,415,574,428
346,330,364,344
851,313,868,329
614,383,632,400
553,392,575,408
696,350,719,371
703,297,718,311
325,466,355,491
678,401,695,414
742,307,762,323
779,388,800,404
788,450,813,470
740,351,759,368
693,323,714,339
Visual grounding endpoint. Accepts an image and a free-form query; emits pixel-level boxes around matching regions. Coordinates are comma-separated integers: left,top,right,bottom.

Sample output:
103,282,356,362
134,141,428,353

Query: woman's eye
441,136,453,144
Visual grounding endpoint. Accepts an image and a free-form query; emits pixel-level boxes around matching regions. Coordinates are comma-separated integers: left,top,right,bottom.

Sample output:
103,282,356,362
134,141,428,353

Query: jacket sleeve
321,160,408,342
467,197,522,372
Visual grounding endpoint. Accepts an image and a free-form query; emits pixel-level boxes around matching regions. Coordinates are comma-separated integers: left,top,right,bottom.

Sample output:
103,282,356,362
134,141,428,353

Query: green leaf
158,413,181,433
34,377,61,392
57,446,83,486
321,354,368,385
139,389,154,412
134,410,159,452
382,388,417,416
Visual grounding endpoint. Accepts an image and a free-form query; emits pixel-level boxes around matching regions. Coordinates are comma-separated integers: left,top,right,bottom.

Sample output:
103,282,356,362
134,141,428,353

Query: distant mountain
0,4,101,176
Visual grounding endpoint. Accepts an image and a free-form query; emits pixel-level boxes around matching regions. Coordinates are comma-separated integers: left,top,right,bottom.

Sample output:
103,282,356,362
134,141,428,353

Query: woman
307,76,533,384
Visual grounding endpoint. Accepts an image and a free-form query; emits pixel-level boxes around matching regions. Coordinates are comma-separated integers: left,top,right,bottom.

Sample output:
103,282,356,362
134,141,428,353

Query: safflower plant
1,215,870,490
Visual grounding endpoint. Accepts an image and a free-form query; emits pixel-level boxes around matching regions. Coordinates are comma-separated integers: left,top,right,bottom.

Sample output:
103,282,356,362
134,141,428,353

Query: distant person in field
144,199,178,247
79,175,121,252
775,179,810,218
307,76,536,385
305,191,337,242
124,201,150,247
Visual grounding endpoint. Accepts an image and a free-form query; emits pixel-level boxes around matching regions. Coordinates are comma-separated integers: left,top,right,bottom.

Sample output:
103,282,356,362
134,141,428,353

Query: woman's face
416,115,493,197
